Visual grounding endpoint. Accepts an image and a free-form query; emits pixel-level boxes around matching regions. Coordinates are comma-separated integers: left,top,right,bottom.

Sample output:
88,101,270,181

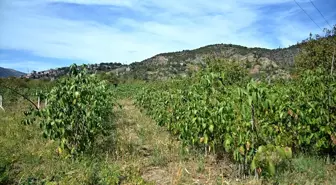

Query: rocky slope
24,43,300,80
126,44,299,80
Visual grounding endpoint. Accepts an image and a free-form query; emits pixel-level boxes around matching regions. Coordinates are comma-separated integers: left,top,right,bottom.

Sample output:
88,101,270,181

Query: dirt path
113,99,253,185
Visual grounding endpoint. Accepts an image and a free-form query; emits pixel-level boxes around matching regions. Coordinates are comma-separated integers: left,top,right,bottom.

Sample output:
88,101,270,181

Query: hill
0,67,26,78
127,43,300,80
24,43,301,81
25,63,127,80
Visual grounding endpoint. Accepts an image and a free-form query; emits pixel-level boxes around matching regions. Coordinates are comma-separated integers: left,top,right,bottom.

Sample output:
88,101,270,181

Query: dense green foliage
135,57,336,176
296,25,336,71
24,65,115,156
97,71,120,85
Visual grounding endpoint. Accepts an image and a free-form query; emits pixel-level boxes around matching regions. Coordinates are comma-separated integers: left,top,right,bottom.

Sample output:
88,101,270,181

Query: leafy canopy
295,25,336,72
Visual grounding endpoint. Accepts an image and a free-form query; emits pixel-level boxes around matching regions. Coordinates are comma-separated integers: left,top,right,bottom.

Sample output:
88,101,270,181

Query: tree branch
1,84,39,110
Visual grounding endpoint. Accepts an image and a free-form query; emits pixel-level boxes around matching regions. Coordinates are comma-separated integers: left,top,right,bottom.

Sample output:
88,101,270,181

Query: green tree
295,25,336,72
98,72,120,86
24,64,115,156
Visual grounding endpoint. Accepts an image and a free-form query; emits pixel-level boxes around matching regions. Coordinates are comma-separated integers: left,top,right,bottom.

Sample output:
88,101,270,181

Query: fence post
0,95,4,111
37,96,40,109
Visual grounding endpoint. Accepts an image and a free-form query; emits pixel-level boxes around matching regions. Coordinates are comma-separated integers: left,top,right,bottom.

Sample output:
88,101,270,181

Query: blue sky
0,0,335,72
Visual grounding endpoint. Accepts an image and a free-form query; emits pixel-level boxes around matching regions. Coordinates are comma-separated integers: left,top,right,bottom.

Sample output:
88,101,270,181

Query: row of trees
135,27,336,177
3,26,334,164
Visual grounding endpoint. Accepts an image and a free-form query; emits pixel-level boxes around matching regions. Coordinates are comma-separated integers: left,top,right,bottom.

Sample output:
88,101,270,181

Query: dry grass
112,99,257,185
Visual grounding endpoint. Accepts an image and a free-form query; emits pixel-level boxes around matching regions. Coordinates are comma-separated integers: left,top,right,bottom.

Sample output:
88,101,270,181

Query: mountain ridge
0,67,26,78
126,43,300,80
23,42,301,80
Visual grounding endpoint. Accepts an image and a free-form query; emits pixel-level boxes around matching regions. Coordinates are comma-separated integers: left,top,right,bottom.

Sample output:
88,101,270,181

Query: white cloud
49,0,135,6
0,0,332,71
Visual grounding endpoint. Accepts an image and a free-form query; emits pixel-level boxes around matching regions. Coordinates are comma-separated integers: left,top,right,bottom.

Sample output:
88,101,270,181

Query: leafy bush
135,60,336,176
295,25,336,72
24,64,115,156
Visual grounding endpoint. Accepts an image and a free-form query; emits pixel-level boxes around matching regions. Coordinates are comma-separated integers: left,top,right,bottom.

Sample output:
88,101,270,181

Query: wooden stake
38,96,40,109
0,95,4,111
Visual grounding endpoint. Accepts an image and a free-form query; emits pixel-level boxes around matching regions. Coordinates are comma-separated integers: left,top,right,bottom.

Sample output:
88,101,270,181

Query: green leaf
204,134,209,144
209,124,214,133
284,147,292,159
276,146,286,159
248,97,253,106
267,160,276,176
250,159,257,171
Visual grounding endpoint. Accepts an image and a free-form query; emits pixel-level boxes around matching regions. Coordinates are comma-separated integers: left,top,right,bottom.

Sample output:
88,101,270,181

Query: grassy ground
1,99,336,184
113,99,237,185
